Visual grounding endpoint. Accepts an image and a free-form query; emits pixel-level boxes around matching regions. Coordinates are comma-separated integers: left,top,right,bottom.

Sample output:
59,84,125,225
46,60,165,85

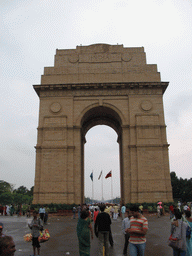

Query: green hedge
31,202,174,213
125,202,174,212
31,203,78,212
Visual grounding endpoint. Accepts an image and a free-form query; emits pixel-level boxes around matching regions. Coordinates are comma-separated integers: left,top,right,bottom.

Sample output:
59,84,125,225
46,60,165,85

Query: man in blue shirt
121,204,126,220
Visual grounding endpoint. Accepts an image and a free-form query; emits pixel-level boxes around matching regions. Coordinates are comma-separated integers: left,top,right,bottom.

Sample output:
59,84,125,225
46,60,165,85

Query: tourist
139,204,143,215
162,203,165,216
10,205,14,216
122,211,130,255
72,206,76,219
93,208,99,223
44,206,49,224
185,211,192,256
183,203,189,213
0,236,16,256
77,210,93,256
77,204,81,219
121,204,126,220
113,204,119,220
4,205,7,216
28,210,43,256
6,205,10,216
157,204,161,218
26,204,31,218
103,205,114,247
94,204,111,256
169,208,188,256
89,205,94,218
169,204,174,219
17,204,22,216
86,206,92,219
110,205,114,219
178,201,181,211
126,205,148,256
39,205,45,222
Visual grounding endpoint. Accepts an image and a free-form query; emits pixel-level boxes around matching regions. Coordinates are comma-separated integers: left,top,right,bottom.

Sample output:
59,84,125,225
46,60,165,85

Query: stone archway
80,106,123,203
32,44,173,204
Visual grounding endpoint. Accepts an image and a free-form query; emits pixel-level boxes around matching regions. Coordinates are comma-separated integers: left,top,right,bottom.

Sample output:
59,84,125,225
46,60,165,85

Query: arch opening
81,106,123,203
81,106,122,138
84,125,120,203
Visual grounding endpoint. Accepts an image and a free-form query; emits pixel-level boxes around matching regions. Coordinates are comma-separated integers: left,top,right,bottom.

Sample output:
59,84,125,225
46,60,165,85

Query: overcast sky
1,0,192,201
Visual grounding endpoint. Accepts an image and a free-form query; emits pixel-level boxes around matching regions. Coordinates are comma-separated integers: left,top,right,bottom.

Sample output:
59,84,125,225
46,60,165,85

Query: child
28,211,43,256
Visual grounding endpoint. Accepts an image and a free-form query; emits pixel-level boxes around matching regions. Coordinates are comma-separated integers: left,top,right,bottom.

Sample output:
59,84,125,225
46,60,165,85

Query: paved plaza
0,213,173,255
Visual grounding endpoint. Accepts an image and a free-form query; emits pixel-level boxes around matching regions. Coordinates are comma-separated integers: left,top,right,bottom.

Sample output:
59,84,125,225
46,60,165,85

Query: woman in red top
93,208,99,223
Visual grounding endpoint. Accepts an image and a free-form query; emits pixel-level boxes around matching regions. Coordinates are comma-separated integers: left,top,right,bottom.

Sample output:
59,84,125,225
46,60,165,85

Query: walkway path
0,213,172,255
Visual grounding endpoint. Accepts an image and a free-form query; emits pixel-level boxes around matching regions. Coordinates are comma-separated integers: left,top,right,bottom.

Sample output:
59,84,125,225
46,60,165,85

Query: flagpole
102,170,104,202
92,170,94,204
111,171,113,203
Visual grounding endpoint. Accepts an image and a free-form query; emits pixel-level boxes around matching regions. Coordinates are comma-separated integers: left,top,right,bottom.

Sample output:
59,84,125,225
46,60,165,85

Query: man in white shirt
39,205,45,222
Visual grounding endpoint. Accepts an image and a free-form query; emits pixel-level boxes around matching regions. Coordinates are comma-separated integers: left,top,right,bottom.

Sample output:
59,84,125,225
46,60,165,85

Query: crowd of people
1,202,192,255
0,204,32,217
76,203,148,256
76,202,192,256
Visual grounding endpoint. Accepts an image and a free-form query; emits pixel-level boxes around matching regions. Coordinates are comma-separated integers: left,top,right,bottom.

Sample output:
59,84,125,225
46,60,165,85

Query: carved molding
34,82,168,97
141,100,153,111
128,144,169,148
34,84,168,98
35,145,75,149
50,102,61,113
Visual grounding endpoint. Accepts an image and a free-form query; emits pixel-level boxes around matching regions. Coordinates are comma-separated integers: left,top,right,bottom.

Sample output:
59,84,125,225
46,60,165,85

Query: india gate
33,44,173,204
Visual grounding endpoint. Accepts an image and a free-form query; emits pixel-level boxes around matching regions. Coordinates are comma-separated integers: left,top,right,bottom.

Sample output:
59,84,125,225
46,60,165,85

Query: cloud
0,0,192,197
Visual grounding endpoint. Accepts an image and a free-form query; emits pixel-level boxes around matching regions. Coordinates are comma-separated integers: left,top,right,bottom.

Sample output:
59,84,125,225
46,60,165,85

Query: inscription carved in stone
79,53,121,63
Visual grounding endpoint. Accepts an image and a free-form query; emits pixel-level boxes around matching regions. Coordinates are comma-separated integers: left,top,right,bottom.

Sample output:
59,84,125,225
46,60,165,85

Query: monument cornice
33,82,169,96
35,145,75,150
128,143,169,148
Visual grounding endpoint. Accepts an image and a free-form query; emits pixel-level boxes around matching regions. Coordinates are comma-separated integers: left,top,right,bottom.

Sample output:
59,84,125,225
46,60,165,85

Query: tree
0,192,13,205
170,172,181,200
0,180,13,194
13,193,24,205
22,195,33,204
170,172,192,202
14,186,29,195
27,186,34,197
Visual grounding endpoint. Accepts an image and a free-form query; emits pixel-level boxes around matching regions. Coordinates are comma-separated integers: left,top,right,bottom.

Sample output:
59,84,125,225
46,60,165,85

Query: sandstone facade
33,44,173,204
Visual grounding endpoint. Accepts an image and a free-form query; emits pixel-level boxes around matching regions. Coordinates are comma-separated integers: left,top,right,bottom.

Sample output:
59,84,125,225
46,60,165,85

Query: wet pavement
0,213,172,256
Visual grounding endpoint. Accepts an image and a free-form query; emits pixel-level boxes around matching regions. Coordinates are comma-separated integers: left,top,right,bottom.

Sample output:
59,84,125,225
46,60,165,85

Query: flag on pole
98,171,102,180
90,172,93,181
105,171,112,179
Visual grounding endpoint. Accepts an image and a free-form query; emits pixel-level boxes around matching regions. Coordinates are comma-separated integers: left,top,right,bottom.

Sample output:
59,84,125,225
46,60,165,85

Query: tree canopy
170,172,192,202
0,180,13,194
0,181,33,205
